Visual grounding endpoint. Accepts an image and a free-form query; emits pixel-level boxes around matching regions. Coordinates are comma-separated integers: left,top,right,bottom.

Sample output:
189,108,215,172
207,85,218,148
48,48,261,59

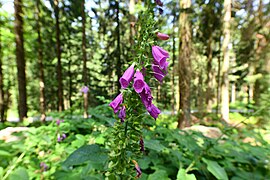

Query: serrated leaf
62,144,108,167
177,169,196,180
202,158,228,180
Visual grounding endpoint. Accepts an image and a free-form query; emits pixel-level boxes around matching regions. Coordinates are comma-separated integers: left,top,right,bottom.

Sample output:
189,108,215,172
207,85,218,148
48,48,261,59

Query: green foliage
63,144,108,167
0,106,270,179
9,167,29,180
202,158,228,180
177,169,196,180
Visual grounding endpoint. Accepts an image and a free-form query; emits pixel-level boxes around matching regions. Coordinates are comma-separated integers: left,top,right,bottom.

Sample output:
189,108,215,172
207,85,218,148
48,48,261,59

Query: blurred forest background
0,0,270,179
0,0,269,125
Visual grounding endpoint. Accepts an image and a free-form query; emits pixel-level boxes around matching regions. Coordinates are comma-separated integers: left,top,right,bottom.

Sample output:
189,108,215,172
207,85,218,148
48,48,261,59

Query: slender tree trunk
82,0,88,118
36,0,46,122
171,20,176,115
68,60,72,107
221,0,231,123
54,0,64,112
231,83,236,103
14,0,27,121
198,69,204,113
129,0,136,46
253,0,264,106
206,34,214,112
178,0,192,128
216,33,222,115
116,1,121,92
0,23,4,122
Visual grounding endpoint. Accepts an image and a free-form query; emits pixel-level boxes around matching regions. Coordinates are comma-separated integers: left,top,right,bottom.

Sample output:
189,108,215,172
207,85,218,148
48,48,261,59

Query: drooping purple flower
132,160,142,178
152,64,166,82
80,86,89,94
139,83,153,108
40,162,48,171
162,61,169,71
140,137,144,152
56,119,64,126
155,0,163,6
62,134,67,140
109,93,123,114
57,134,62,142
119,64,135,89
133,70,145,93
156,32,169,40
118,106,126,123
153,72,165,82
147,104,161,120
56,119,61,126
152,46,169,69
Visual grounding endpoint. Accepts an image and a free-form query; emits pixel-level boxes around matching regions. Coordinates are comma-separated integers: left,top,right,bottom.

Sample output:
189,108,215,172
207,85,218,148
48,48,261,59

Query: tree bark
14,0,27,121
205,34,214,112
216,32,222,115
82,0,88,118
0,22,4,122
116,1,121,92
54,0,64,112
178,0,192,128
253,0,266,106
129,0,136,46
171,18,176,115
231,83,236,103
36,0,46,121
221,0,231,123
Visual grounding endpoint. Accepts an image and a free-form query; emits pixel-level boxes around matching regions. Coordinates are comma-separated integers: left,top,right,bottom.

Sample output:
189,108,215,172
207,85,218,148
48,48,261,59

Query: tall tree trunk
129,0,136,46
14,0,27,121
231,83,236,103
82,0,88,118
54,0,64,111
68,60,72,107
36,0,46,122
0,22,5,122
116,1,121,92
216,33,222,115
171,19,176,115
178,0,192,128
205,34,214,112
221,0,231,123
253,0,264,106
198,69,204,113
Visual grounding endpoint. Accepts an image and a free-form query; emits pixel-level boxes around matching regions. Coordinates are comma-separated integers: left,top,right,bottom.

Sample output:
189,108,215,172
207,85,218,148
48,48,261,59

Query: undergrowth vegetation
0,105,270,179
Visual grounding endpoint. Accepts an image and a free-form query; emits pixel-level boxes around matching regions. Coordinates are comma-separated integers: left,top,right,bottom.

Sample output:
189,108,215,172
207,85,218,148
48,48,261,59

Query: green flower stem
107,0,158,178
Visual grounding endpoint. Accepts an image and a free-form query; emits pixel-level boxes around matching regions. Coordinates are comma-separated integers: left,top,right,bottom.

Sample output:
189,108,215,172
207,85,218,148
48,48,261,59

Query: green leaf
138,157,151,169
62,144,108,167
148,170,169,180
177,169,196,180
8,167,29,180
71,134,86,148
144,139,166,152
202,158,228,180
0,150,12,157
